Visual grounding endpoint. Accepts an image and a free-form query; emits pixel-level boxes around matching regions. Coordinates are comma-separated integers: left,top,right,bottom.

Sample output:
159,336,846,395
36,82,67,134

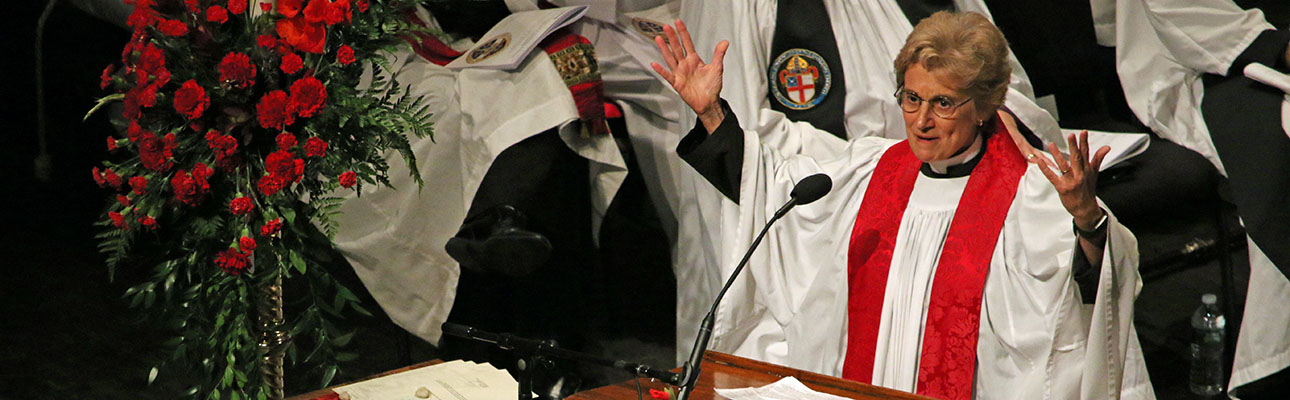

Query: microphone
675,173,832,400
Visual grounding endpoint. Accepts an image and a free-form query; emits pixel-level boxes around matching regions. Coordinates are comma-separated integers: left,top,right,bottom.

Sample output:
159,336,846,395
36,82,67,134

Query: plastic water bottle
1189,293,1226,397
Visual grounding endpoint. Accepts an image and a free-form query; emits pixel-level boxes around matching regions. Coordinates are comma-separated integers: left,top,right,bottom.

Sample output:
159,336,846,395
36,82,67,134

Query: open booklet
331,360,520,399
445,6,588,71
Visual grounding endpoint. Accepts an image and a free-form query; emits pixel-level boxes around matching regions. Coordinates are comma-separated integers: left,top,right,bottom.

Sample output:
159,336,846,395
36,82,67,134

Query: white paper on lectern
445,6,588,71
713,376,851,400
333,360,519,399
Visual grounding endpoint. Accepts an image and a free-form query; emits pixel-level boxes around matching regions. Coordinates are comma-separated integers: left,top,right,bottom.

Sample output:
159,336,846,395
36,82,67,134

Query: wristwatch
1074,208,1108,239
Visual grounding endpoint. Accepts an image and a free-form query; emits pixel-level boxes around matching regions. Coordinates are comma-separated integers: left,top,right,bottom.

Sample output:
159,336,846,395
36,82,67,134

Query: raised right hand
650,19,730,133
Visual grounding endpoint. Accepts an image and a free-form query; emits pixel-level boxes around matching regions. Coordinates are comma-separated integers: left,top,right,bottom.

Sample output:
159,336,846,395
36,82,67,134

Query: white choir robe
1090,0,1290,393
693,123,1154,398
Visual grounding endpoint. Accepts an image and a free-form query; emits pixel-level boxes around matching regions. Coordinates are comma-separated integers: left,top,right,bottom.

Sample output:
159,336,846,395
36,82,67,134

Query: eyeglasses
893,87,974,119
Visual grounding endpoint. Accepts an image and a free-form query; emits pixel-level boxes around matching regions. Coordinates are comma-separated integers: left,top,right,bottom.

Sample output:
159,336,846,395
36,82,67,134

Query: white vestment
1090,0,1290,393
703,119,1153,398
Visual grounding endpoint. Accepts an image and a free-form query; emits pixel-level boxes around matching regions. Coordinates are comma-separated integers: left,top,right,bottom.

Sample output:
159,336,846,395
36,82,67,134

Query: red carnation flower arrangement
91,1,435,397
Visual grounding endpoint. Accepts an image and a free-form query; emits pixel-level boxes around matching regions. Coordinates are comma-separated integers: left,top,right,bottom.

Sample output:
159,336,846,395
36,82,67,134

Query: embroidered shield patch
632,17,666,40
466,33,511,64
769,48,831,110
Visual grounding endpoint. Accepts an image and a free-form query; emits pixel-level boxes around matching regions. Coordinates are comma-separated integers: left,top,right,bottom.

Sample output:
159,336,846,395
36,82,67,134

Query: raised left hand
1031,131,1111,230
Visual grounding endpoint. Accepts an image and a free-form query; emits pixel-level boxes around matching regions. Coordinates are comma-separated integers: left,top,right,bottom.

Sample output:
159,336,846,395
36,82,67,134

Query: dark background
2,1,1286,399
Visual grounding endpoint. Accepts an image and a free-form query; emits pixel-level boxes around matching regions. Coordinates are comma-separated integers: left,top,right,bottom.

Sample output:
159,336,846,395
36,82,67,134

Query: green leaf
335,352,358,362
148,366,159,385
330,330,356,347
222,365,234,387
281,207,297,224
321,365,338,388
84,93,124,121
289,251,307,274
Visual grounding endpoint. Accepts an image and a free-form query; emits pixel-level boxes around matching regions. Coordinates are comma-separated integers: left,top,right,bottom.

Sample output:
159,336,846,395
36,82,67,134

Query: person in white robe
330,1,685,353
650,12,1153,399
1090,0,1290,395
665,0,1152,370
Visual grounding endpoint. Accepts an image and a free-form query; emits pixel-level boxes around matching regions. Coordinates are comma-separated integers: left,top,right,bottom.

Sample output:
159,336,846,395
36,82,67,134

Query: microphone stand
674,197,803,400
442,323,682,400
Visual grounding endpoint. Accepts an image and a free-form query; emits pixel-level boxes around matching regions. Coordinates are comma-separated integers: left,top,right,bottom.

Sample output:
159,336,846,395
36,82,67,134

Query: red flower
106,136,119,152
218,52,256,89
126,0,157,29
257,34,277,49
648,389,670,400
356,0,368,12
206,130,241,170
126,83,158,110
171,163,212,206
228,0,248,14
206,6,229,24
158,19,188,37
288,76,327,117
230,196,255,216
280,52,303,75
266,150,305,183
93,167,107,187
256,90,295,130
239,236,257,252
173,79,210,120
127,120,145,142
261,217,284,237
109,211,128,230
305,0,351,26
215,247,250,275
163,132,177,160
276,16,326,54
277,0,304,18
136,43,166,82
304,137,328,157
104,168,124,190
137,132,173,173
139,215,158,230
338,170,357,188
117,194,132,207
257,175,287,196
184,0,200,12
336,44,355,65
276,132,298,150
261,2,273,12
100,64,115,89
129,176,148,195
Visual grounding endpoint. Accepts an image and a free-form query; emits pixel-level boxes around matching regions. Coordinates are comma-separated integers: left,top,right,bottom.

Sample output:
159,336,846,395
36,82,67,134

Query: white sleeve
1133,0,1274,75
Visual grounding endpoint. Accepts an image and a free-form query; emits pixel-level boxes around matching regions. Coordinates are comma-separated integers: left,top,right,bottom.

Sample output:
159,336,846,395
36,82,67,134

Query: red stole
841,122,1027,400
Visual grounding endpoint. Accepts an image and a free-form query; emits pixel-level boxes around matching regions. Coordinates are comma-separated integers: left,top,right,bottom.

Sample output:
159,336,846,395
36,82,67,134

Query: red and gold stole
841,121,1027,400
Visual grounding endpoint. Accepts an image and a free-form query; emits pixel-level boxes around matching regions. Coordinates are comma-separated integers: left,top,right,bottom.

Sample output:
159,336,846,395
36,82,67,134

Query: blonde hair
893,11,1011,116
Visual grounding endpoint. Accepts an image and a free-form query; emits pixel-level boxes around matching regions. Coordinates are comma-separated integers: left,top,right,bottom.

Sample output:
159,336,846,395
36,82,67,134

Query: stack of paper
333,360,518,400
714,376,851,400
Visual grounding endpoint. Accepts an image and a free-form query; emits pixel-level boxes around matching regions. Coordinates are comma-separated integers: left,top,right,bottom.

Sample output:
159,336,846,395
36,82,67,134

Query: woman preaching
652,11,1153,400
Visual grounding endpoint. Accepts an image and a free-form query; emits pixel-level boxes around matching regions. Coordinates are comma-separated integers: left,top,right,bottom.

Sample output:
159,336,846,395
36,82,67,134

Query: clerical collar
921,134,985,178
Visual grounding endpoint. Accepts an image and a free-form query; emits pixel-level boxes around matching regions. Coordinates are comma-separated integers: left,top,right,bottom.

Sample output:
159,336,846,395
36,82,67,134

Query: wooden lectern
569,351,932,399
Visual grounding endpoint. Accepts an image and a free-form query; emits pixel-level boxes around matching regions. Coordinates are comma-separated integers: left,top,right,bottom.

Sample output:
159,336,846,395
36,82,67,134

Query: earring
977,120,984,127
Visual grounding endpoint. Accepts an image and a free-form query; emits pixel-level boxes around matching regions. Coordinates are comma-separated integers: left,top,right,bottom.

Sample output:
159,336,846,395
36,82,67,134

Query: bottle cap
1202,293,1217,305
